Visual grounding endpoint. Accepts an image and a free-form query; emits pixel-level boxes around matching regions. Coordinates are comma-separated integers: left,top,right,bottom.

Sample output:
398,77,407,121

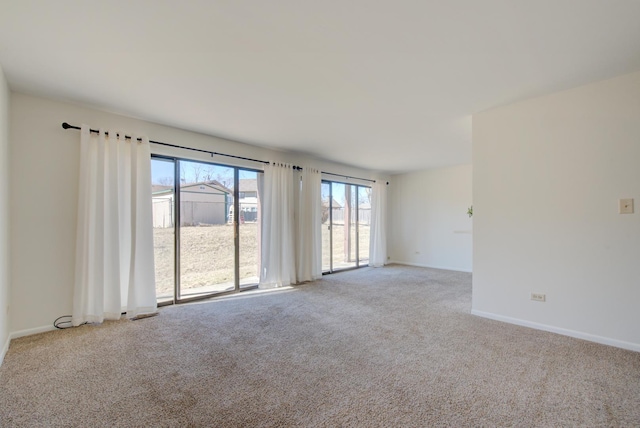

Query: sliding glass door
332,182,356,270
358,186,371,264
151,158,176,304
238,169,261,289
179,161,235,298
321,182,331,272
321,180,371,273
151,156,262,304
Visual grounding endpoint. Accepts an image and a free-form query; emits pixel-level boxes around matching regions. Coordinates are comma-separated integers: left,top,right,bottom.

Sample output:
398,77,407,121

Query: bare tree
357,188,372,205
179,163,207,184
180,165,186,184
203,167,215,182
157,176,173,186
191,164,203,183
215,173,233,189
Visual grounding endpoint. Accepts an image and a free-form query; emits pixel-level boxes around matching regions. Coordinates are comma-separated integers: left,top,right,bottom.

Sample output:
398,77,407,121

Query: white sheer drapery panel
72,125,156,326
296,166,322,282
259,162,296,288
369,181,388,267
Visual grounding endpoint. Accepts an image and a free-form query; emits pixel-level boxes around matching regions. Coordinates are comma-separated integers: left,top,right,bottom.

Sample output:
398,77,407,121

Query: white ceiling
2,1,640,174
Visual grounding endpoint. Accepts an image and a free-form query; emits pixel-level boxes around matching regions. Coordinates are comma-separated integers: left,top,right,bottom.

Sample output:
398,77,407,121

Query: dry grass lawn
154,222,370,299
322,223,370,270
153,223,259,298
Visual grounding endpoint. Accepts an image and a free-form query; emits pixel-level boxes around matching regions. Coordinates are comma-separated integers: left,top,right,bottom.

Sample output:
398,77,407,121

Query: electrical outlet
619,198,634,214
531,293,546,302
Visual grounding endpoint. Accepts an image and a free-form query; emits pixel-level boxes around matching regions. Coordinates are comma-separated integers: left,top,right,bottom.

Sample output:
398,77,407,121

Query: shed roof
152,181,232,196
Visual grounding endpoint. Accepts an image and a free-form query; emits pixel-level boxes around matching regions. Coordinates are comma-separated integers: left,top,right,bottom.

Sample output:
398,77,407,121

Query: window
321,180,370,273
151,156,262,304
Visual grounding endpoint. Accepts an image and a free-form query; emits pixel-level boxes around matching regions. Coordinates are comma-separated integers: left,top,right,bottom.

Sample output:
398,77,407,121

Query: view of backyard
153,223,259,300
322,222,370,270
151,158,371,302
154,220,370,300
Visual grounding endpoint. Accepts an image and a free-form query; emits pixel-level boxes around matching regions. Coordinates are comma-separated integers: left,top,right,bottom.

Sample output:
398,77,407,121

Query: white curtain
72,125,157,326
369,181,388,267
260,162,296,288
296,167,322,282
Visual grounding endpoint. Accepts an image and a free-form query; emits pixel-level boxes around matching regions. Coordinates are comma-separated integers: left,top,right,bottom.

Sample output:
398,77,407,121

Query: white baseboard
0,334,9,366
10,324,57,340
471,309,640,353
388,260,473,273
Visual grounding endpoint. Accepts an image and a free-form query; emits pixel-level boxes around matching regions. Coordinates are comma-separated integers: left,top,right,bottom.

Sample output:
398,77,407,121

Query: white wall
388,165,472,272
473,71,640,351
0,65,10,363
9,92,387,335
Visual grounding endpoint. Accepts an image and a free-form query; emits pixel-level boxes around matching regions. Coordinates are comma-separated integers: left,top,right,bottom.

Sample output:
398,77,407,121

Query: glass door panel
348,184,358,266
151,158,176,304
330,182,344,270
178,161,235,298
239,169,261,288
321,181,332,272
358,186,370,265
331,182,357,270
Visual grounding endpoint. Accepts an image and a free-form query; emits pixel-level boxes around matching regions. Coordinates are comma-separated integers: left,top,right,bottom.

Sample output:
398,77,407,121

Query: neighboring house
231,179,259,223
322,198,370,225
152,181,233,227
322,198,342,224
151,185,174,228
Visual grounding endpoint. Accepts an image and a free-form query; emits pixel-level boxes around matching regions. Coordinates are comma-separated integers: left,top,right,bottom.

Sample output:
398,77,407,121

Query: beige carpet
1,265,639,427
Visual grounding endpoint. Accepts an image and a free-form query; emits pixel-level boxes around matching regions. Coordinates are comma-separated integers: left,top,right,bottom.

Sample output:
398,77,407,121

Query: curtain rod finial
62,122,71,129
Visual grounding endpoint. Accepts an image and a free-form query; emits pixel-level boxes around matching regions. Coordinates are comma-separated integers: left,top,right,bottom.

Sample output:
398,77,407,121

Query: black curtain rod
321,171,377,184
61,122,269,165
62,122,388,184
321,171,388,185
